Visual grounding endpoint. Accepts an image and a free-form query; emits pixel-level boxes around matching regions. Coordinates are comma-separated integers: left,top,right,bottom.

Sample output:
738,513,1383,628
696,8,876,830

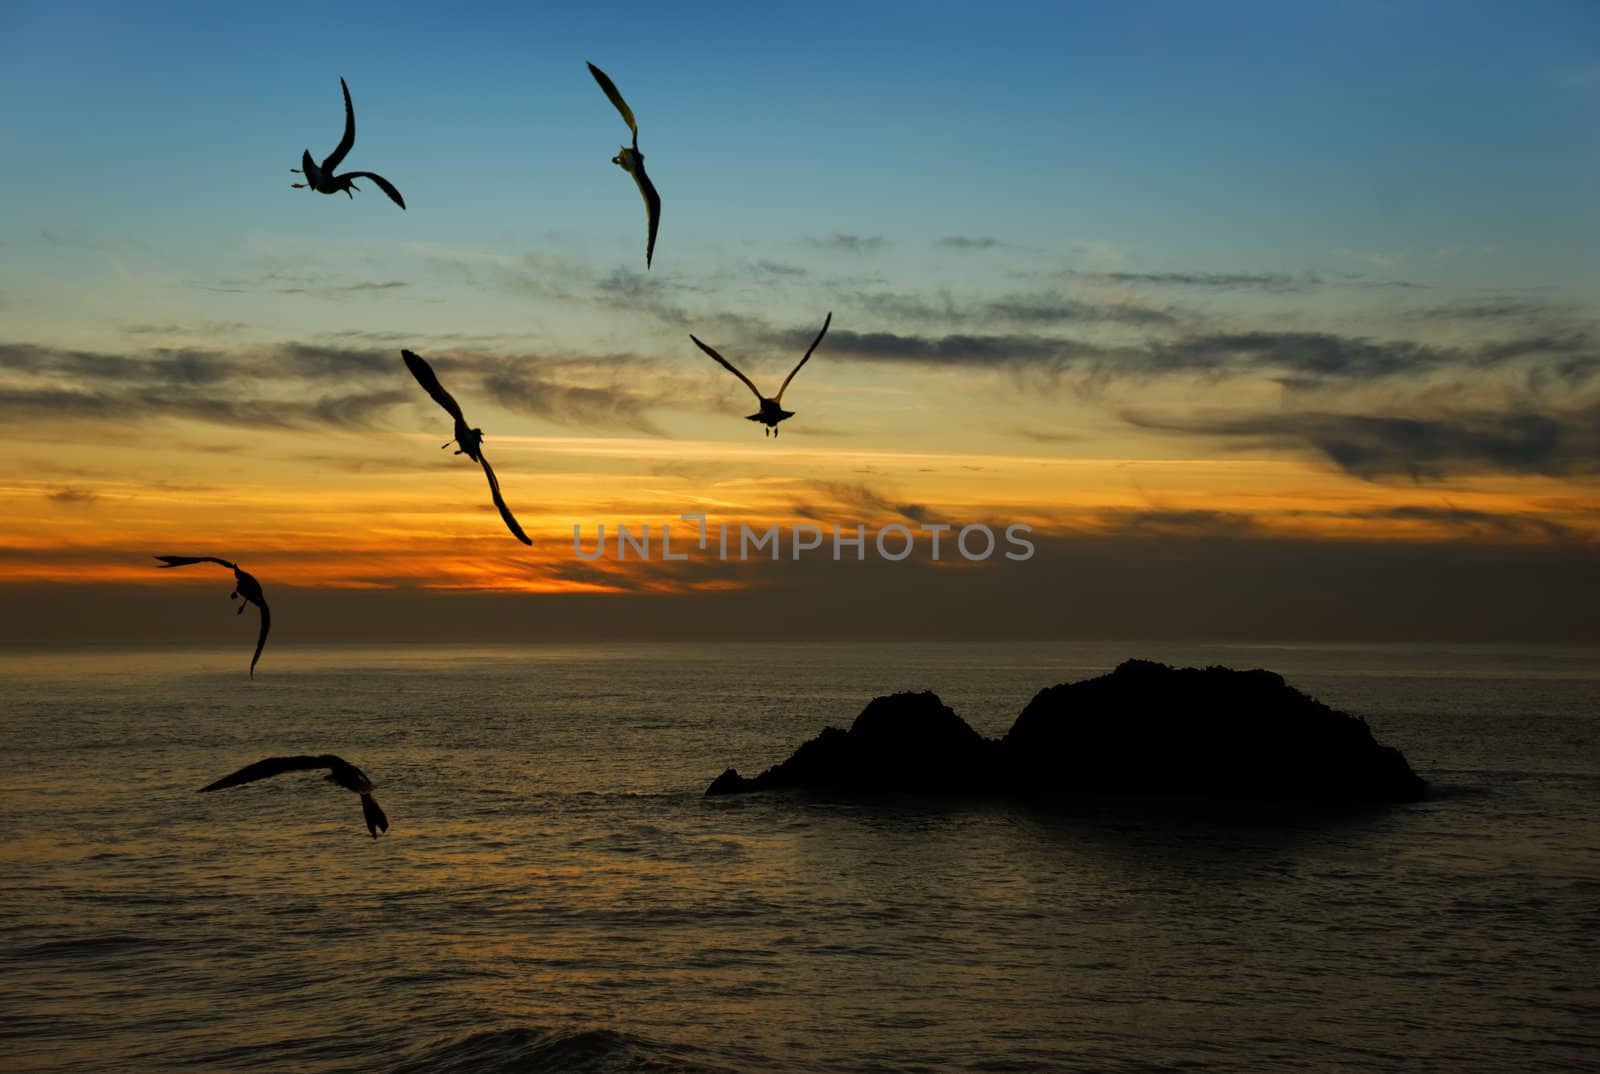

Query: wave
386,1025,742,1074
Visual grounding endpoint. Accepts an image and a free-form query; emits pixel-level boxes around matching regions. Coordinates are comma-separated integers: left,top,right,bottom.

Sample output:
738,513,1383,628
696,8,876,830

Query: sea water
2,641,1597,1073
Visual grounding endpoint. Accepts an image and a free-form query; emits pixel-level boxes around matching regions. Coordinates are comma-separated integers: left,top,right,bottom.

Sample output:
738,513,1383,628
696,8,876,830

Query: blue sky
4,0,1595,293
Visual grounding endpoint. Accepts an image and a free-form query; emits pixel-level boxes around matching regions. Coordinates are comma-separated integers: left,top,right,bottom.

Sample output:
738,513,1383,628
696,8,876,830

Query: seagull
691,312,832,436
290,77,406,209
401,349,532,545
199,755,389,839
587,61,660,268
154,556,271,677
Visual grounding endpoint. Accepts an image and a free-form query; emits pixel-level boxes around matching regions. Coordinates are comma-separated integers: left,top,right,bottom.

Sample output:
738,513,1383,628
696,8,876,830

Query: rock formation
706,659,1426,804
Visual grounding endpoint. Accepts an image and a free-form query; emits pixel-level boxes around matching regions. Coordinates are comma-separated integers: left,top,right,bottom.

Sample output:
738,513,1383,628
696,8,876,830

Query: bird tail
361,794,389,839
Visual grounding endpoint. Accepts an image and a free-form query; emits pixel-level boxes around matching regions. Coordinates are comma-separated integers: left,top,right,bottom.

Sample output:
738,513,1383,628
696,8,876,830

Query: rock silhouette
707,660,1426,804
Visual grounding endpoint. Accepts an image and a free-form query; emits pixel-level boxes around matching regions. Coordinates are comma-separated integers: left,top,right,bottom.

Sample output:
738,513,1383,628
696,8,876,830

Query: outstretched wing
402,350,465,422
249,598,270,679
479,453,532,545
324,77,356,172
199,755,338,792
776,312,832,404
587,61,638,142
632,158,661,268
155,555,236,570
691,335,765,403
343,171,406,210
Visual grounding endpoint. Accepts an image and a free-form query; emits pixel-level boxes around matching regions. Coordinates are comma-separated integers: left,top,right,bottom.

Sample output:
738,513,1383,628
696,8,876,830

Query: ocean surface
2,641,1597,1073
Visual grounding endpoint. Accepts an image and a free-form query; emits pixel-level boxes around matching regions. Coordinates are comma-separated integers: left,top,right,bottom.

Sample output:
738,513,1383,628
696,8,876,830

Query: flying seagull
290,77,406,209
587,61,660,268
199,755,389,839
401,349,532,545
691,312,832,436
154,556,271,677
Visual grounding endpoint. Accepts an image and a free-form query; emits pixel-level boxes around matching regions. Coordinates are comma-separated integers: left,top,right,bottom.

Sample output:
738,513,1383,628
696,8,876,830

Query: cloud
193,270,411,297
790,482,930,525
47,487,100,506
824,328,1099,367
0,338,715,435
1406,298,1565,322
310,389,414,428
1064,269,1320,293
278,342,398,380
935,236,1004,251
748,260,808,279
1348,505,1578,542
853,288,1181,331
984,294,1179,328
481,367,670,435
805,233,889,254
1072,330,1599,390
1140,331,1444,381
1103,508,1262,536
0,341,433,432
1127,405,1600,482
122,321,252,338
0,343,235,385
1015,427,1081,444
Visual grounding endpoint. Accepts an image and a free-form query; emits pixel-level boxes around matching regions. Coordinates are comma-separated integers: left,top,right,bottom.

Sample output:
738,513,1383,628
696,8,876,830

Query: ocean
2,641,1597,1073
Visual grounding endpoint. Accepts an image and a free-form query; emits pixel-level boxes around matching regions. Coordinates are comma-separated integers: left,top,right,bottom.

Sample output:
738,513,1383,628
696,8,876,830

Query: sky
1,0,1596,644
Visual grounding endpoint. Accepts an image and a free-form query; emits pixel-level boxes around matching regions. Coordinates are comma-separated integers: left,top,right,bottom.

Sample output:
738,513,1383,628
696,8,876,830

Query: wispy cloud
790,481,931,525
1104,507,1262,537
1015,427,1081,444
806,233,889,254
1063,268,1320,293
193,270,412,297
481,366,671,436
824,327,1101,367
855,289,1179,329
122,321,253,338
1348,505,1579,542
47,487,100,506
1127,405,1600,482
985,294,1178,328
0,339,686,434
935,236,1004,251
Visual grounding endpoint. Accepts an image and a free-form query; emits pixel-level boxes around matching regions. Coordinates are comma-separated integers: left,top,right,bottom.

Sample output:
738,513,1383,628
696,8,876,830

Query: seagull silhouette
692,313,832,437
401,349,532,545
199,755,389,839
154,556,271,677
587,61,660,268
290,77,406,209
